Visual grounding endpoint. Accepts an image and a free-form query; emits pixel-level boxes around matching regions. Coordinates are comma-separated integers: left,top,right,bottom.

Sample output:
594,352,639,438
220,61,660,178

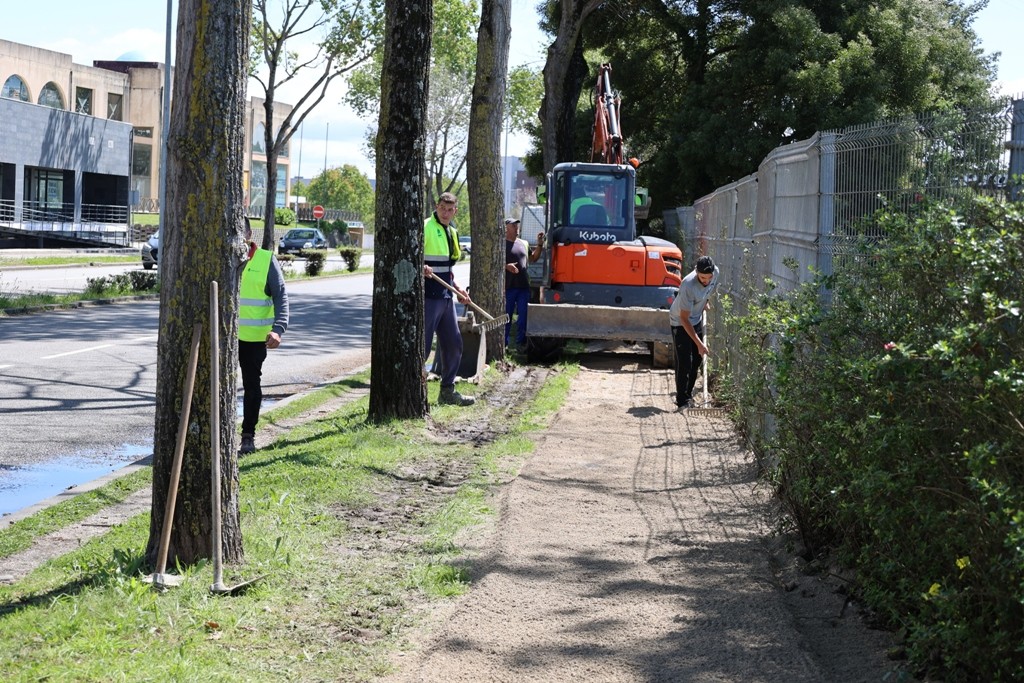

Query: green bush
735,196,1023,681
84,272,159,296
274,207,296,226
338,246,361,272
301,249,327,276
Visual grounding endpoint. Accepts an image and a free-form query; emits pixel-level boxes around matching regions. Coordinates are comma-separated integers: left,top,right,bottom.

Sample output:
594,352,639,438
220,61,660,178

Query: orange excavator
524,64,683,363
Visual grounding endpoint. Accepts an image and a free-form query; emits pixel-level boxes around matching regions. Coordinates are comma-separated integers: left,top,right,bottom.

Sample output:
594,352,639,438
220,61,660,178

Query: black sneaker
239,433,256,455
438,387,475,406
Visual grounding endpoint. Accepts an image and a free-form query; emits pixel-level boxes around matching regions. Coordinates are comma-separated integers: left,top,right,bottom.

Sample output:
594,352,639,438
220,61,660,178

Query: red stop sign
312,205,325,219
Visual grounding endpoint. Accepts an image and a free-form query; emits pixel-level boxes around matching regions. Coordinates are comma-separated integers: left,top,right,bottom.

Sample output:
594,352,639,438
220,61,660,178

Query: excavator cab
548,164,634,245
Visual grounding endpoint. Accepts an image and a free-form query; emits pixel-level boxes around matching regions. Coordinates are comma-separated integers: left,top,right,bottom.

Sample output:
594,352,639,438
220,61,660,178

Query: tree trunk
539,0,602,173
368,0,433,421
467,0,512,361
146,0,250,567
262,96,278,251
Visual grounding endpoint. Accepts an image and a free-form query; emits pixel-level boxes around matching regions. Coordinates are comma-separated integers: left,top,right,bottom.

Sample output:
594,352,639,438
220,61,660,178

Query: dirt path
384,353,904,682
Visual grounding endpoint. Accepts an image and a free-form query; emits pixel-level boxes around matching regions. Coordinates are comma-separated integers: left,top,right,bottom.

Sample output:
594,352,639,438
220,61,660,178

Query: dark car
279,227,327,255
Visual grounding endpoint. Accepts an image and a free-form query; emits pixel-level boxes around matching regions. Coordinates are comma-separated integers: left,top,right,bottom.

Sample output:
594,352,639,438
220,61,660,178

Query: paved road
0,261,469,518
0,252,372,295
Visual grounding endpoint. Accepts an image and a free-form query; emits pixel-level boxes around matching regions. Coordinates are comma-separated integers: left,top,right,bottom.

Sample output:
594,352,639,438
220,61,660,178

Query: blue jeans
505,287,530,345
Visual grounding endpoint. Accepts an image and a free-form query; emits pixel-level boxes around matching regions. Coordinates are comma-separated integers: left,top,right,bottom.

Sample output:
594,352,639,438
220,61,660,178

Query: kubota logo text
578,231,617,242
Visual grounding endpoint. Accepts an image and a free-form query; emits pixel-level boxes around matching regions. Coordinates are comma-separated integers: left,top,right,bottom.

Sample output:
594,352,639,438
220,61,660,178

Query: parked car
458,234,471,259
141,231,159,270
279,227,327,255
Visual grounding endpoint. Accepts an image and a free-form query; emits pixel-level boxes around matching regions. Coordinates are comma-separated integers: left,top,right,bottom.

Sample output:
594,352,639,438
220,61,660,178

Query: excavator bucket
527,303,672,345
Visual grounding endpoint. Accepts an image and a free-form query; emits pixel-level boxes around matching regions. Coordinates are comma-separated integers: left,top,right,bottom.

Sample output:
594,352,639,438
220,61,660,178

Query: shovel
427,272,509,334
144,322,203,589
208,280,265,595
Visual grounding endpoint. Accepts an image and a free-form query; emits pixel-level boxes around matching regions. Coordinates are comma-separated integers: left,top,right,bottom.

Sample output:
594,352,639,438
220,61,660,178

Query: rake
688,310,727,417
143,322,203,590
208,280,265,596
427,272,509,334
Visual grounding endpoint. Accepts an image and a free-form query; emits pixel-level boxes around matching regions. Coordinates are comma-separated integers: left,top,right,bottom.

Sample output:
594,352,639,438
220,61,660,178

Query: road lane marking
132,335,159,342
42,344,115,359
0,365,11,370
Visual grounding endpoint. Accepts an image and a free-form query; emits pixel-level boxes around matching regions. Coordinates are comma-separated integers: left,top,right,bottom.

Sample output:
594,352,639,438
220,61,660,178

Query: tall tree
538,0,604,172
250,0,383,251
368,0,433,421
146,0,250,566
467,0,512,360
343,0,479,212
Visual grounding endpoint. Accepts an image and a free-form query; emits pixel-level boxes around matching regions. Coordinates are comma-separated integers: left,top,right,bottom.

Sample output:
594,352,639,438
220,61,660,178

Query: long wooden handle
210,281,223,587
155,322,203,575
427,272,494,321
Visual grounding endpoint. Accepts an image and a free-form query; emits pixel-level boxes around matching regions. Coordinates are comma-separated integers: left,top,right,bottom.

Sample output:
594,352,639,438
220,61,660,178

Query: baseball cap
504,217,521,225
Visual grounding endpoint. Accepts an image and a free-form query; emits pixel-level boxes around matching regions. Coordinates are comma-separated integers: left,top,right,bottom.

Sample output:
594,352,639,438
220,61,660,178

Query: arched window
2,75,30,102
38,82,65,109
252,122,266,153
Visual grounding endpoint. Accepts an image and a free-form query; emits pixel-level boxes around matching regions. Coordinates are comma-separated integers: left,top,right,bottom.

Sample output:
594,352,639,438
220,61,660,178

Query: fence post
1010,98,1024,203
817,132,836,288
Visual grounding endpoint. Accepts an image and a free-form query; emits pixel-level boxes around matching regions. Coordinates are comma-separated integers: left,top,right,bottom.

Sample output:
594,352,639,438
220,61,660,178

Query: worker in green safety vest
238,217,289,454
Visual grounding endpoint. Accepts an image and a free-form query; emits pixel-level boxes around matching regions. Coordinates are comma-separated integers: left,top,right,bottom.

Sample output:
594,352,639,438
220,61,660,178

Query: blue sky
3,0,1021,178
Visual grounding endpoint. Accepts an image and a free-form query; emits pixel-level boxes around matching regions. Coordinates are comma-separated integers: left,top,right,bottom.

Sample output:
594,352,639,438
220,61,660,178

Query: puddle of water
0,443,151,517
2,397,280,519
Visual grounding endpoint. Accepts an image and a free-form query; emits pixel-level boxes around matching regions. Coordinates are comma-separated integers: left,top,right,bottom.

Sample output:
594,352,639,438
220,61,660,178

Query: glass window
276,126,288,157
252,122,266,153
31,169,65,208
250,161,267,209
38,82,65,109
2,75,30,102
107,93,123,121
276,164,288,208
75,87,92,114
134,127,153,138
132,144,152,178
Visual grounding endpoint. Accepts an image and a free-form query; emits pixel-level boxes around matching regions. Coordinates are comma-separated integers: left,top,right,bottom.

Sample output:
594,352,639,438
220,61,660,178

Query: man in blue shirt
668,255,719,409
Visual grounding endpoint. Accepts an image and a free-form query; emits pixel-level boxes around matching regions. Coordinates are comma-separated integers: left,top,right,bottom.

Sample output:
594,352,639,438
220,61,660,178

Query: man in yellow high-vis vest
239,218,289,454
422,192,474,406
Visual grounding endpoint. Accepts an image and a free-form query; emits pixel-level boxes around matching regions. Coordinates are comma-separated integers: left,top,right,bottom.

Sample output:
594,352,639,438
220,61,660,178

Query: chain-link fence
663,95,1023,434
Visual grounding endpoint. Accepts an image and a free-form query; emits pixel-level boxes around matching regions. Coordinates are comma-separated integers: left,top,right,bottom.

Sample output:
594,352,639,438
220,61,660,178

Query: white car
141,231,159,269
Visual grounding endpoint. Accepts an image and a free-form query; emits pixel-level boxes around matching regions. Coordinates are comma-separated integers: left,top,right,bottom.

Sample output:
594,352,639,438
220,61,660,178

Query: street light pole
159,0,173,247
323,122,329,174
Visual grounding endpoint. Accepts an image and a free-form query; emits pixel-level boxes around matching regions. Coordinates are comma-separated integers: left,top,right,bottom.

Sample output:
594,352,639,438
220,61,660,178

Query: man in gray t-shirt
668,255,719,409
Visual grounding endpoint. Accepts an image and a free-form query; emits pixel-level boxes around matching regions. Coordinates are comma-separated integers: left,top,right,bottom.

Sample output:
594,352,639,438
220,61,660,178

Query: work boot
438,385,475,406
239,433,256,455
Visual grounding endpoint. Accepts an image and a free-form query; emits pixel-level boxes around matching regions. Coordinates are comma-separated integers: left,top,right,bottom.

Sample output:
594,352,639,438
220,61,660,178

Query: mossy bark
368,0,433,421
467,0,511,361
146,0,251,567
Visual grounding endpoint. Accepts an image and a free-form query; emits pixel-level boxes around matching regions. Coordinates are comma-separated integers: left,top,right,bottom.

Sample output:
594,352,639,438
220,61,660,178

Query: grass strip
0,255,139,267
0,376,371,559
0,365,570,682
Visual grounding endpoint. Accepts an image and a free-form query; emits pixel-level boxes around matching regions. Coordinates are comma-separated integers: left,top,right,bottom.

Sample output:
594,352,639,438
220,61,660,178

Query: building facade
0,38,292,247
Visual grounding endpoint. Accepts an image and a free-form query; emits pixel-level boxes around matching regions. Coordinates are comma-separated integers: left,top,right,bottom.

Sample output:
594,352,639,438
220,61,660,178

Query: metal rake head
473,314,509,334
